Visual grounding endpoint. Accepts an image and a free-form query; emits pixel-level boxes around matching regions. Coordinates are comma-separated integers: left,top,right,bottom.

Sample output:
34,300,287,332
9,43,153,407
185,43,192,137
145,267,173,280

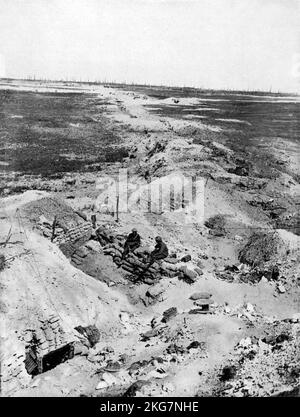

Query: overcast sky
0,0,299,92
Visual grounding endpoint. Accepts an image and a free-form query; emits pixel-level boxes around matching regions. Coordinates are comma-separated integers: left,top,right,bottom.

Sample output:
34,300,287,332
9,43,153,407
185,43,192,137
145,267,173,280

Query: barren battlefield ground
0,79,299,397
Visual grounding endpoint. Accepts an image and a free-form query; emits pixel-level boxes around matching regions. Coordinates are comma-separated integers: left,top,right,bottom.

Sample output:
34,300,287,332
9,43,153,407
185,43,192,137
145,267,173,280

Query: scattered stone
262,333,291,345
65,178,76,186
31,378,40,388
162,381,175,392
189,292,212,301
194,267,203,276
238,337,252,349
96,381,108,390
194,298,214,306
189,308,210,314
161,307,177,323
146,368,168,380
180,254,192,262
181,267,198,283
128,360,149,374
245,303,255,313
166,344,185,355
220,365,238,382
140,328,160,341
146,283,166,299
278,284,286,293
103,361,121,373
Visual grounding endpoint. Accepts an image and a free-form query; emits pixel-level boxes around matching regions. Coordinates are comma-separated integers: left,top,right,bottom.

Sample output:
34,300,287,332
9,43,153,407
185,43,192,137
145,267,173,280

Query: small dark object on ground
166,343,185,355
181,254,192,262
123,380,150,397
0,254,5,271
220,365,238,382
128,360,149,373
205,215,226,237
187,341,204,350
238,231,281,267
224,264,239,273
102,361,121,373
228,165,249,176
189,292,212,300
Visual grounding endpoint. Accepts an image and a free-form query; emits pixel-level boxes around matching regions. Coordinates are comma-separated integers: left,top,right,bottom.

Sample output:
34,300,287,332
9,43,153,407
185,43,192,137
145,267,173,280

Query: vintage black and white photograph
0,0,299,400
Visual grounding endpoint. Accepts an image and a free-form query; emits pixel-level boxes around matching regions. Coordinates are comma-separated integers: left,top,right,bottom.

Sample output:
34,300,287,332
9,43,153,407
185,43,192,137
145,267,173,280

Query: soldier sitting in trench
119,228,141,265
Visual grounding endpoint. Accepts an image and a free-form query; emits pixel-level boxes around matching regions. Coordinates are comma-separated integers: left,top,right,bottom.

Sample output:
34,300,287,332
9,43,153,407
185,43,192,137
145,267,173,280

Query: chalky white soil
0,81,299,397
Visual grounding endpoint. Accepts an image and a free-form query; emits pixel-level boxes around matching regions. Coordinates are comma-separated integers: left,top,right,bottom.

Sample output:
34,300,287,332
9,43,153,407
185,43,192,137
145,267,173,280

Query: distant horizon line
0,76,299,96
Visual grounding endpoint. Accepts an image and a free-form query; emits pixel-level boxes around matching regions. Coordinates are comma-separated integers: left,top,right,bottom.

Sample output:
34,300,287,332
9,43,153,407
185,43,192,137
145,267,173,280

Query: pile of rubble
215,262,280,284
219,320,300,397
205,215,226,237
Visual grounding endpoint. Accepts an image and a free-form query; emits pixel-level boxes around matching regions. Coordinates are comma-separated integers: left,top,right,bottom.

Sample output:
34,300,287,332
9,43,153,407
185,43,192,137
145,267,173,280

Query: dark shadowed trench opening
24,343,74,376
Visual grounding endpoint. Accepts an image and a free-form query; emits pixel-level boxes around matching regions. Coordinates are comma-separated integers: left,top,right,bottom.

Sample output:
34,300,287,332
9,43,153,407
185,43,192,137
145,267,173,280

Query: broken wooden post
91,214,97,229
51,216,57,242
0,226,12,248
116,195,119,222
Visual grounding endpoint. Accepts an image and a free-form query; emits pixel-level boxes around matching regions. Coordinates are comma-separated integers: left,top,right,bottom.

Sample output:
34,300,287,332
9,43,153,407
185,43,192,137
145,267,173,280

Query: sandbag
113,256,121,264
129,258,145,268
122,265,135,274
122,260,135,269
166,270,178,278
111,241,123,251
184,268,198,281
161,261,178,271
148,266,158,274
164,257,178,265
